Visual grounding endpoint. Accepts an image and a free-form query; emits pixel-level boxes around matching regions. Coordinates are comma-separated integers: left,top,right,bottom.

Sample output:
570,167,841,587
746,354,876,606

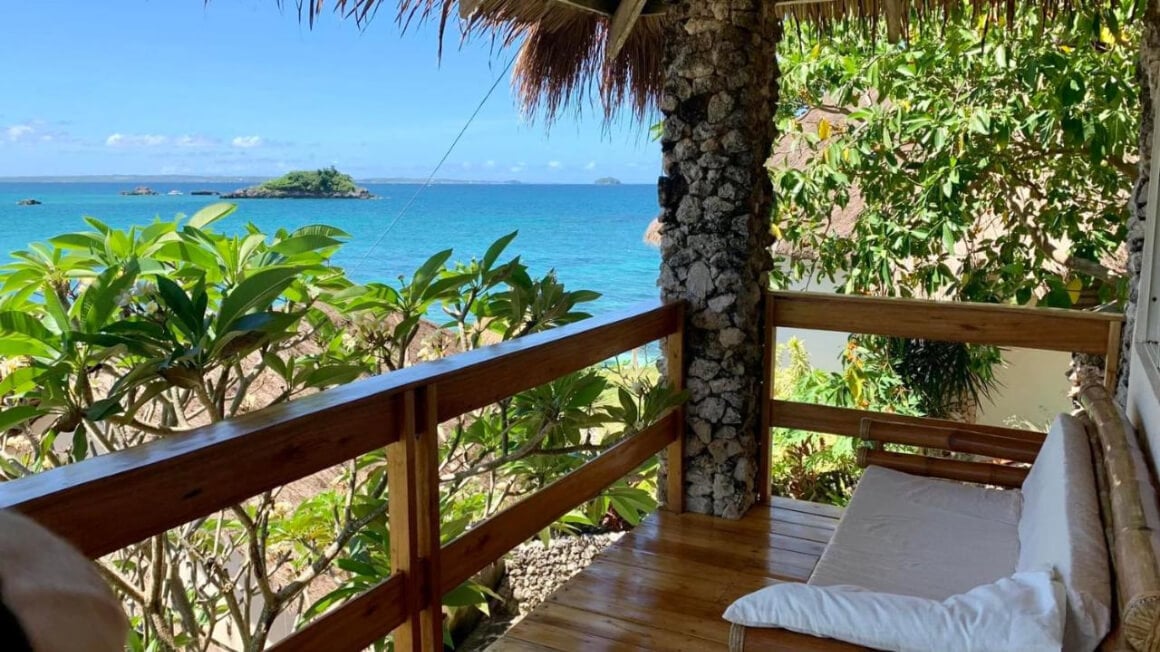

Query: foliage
772,2,1139,308
879,338,1003,419
258,166,361,195
0,205,680,651
769,338,922,505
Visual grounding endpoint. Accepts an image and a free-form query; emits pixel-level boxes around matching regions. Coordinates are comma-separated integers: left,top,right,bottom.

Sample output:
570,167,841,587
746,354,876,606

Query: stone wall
656,0,782,517
1119,6,1160,406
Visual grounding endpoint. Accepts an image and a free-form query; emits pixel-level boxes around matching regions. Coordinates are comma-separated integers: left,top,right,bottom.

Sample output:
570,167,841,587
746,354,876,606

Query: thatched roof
292,0,1081,122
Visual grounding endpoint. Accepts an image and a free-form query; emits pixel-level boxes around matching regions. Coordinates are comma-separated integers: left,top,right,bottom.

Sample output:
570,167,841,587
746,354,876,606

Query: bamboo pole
856,448,1027,488
758,294,776,504
1080,383,1160,652
859,418,1041,463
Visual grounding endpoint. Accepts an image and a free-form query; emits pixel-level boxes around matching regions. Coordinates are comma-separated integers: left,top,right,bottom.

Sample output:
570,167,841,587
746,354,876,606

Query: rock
221,186,373,200
593,177,622,185
120,186,158,196
504,532,624,616
16,198,41,206
190,190,219,196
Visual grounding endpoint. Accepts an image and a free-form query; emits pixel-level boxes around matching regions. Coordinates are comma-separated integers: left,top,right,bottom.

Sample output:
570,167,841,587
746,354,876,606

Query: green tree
0,205,680,651
772,2,1139,307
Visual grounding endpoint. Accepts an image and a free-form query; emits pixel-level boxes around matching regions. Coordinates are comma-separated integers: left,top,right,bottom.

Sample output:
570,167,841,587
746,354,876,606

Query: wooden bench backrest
1080,383,1160,652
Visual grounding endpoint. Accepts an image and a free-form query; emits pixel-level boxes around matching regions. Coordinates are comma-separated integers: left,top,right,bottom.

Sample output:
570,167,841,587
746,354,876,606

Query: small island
16,198,41,206
121,186,158,196
222,167,372,199
190,190,220,196
594,177,622,185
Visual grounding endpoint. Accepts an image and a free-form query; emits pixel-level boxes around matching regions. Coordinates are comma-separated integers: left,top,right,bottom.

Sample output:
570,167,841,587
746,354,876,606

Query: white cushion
0,510,127,652
809,465,1021,599
1018,414,1112,651
723,570,1065,652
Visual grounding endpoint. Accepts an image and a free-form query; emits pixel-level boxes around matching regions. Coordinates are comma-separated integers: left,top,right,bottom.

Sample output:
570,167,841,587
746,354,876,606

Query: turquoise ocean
0,182,662,315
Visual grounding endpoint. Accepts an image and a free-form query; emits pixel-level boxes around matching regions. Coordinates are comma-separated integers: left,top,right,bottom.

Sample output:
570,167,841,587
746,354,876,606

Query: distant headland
594,177,622,185
222,168,372,199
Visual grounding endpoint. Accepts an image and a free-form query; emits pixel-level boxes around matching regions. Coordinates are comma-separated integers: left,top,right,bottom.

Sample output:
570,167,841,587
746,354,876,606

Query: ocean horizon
0,182,662,316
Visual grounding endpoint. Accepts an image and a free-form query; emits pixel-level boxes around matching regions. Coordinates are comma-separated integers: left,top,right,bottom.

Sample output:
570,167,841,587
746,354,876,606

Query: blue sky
0,1,660,183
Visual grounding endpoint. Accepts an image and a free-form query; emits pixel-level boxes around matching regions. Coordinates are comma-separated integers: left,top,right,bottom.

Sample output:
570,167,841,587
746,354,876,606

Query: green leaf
86,397,124,421
72,427,89,461
216,267,303,333
482,231,519,270
0,405,48,431
188,202,237,229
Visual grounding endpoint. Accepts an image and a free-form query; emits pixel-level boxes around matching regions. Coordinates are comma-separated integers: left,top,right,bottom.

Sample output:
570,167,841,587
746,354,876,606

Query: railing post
664,303,686,513
758,293,775,504
1105,320,1123,392
388,386,442,651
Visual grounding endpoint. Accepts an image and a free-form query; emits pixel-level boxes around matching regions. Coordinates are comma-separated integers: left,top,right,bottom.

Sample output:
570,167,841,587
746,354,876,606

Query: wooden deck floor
490,497,843,651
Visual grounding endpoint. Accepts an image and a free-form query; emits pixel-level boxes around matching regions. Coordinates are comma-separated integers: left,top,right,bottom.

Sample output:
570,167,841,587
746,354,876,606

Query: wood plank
664,303,686,513
515,601,722,651
759,295,777,504
771,506,840,531
768,290,1122,354
0,385,403,558
737,626,871,652
634,512,830,558
505,619,642,652
1105,320,1122,391
426,300,681,422
606,0,648,63
440,412,678,593
626,522,818,580
770,495,844,519
486,638,559,652
388,388,442,651
0,300,679,558
770,400,1046,442
271,574,406,651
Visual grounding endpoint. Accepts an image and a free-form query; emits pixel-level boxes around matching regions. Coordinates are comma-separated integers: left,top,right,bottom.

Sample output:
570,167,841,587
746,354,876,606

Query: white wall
776,273,1073,430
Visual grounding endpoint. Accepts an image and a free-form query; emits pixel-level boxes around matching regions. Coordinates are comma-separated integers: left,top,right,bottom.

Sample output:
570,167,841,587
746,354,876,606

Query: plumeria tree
0,204,679,651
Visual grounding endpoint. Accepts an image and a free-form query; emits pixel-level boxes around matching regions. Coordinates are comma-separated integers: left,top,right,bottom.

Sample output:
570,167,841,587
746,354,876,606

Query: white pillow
723,570,1065,652
1018,414,1111,651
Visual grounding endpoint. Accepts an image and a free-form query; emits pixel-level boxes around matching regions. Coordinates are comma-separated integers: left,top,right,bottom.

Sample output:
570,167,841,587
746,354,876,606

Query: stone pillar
1119,5,1160,406
656,0,781,518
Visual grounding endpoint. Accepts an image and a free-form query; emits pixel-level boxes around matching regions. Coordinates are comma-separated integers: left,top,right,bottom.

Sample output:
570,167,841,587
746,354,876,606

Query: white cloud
5,125,33,141
510,162,526,173
106,133,167,147
584,161,597,170
176,134,218,148
547,160,562,169
484,160,496,169
231,135,263,149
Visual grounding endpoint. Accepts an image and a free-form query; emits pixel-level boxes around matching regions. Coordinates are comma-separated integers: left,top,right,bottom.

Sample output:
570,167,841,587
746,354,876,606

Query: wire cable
351,56,516,273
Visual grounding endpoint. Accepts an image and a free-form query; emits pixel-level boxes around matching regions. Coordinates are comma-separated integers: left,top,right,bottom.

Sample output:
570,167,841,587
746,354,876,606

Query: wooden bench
730,383,1160,652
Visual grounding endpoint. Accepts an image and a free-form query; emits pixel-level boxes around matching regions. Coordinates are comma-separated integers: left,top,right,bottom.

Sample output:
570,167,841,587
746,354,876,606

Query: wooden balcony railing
759,290,1125,501
0,300,686,652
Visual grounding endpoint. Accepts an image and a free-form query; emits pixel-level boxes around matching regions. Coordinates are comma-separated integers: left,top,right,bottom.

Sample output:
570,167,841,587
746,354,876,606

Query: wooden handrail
768,290,1121,354
0,300,680,558
0,299,685,651
761,290,1122,498
769,400,1045,443
441,411,680,594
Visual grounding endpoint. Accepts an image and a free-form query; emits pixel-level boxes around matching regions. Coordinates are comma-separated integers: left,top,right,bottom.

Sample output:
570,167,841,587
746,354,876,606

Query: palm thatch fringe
284,0,1107,121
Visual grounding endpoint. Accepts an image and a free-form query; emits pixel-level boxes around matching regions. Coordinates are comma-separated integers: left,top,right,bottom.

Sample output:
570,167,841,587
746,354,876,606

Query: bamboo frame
859,418,1041,463
1080,383,1160,652
856,448,1028,488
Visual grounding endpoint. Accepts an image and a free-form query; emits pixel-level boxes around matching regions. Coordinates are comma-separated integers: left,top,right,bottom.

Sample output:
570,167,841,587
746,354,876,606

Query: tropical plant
772,2,1138,308
0,204,680,651
769,338,922,505
258,167,361,195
